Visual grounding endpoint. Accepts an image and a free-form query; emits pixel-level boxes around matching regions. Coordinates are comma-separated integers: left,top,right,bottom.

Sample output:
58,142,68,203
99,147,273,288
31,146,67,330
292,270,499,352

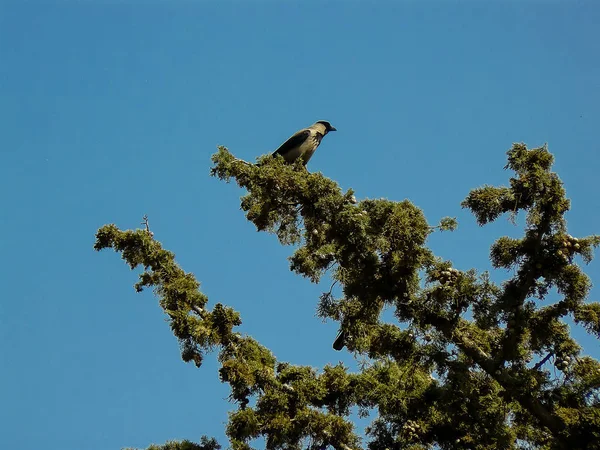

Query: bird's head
315,120,337,134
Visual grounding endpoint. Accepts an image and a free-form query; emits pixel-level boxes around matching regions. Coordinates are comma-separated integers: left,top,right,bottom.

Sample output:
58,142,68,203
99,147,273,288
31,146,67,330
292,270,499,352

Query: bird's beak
329,126,337,132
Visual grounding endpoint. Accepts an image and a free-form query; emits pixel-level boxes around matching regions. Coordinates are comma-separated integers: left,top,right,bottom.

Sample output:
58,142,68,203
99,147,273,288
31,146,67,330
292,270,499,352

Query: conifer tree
95,144,600,449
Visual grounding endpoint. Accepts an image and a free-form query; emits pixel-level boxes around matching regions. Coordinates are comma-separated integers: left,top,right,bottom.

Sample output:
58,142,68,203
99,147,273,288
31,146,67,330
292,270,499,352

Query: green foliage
97,143,600,449
94,224,236,367
436,216,458,232
123,436,221,450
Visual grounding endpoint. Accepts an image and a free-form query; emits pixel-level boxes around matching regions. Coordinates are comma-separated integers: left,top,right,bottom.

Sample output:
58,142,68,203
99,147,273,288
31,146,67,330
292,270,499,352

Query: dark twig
327,279,338,296
141,215,150,232
534,352,554,371
141,215,154,237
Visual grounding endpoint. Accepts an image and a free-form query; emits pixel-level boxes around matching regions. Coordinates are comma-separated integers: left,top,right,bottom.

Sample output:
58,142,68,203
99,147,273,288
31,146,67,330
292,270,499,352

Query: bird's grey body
272,120,336,165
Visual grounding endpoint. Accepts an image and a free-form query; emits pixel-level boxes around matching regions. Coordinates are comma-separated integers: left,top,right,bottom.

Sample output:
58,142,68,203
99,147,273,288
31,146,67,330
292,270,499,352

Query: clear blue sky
1,2,599,449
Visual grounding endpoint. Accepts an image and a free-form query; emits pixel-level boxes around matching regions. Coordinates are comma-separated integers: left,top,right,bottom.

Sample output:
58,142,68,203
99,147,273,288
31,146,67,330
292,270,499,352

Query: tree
95,144,600,449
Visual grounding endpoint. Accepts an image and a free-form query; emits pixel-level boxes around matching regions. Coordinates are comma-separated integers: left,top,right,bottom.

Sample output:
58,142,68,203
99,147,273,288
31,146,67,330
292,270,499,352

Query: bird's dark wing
272,129,311,157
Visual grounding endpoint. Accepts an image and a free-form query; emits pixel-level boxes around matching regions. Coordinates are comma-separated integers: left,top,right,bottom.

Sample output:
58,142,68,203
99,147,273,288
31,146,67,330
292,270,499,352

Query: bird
332,329,347,351
271,120,337,165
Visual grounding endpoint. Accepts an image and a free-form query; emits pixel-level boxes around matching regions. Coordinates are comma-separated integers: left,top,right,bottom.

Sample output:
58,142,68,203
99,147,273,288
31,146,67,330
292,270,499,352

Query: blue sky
1,2,599,449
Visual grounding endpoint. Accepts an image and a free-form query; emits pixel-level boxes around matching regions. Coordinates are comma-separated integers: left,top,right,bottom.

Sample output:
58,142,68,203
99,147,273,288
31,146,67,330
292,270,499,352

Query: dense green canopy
96,144,600,449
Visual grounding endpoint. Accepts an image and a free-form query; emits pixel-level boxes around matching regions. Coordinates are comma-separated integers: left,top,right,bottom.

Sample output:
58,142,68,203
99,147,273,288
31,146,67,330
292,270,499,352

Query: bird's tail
332,329,347,351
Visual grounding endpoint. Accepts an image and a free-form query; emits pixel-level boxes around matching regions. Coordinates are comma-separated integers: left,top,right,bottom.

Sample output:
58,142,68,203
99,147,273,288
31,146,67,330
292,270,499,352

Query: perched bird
272,120,337,165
